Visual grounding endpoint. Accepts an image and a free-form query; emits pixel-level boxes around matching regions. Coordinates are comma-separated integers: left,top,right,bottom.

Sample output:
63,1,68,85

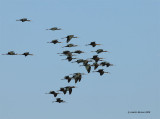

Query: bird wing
69,88,72,95
67,37,72,43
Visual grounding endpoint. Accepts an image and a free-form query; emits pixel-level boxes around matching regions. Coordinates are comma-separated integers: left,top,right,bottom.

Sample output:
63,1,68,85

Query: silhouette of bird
62,35,78,43
47,40,62,44
62,56,77,62
58,50,71,55
100,61,113,67
57,50,76,57
85,64,91,73
82,59,92,66
46,27,61,31
91,49,108,54
62,44,78,48
58,88,67,95
71,59,84,64
71,50,84,54
45,91,60,97
91,55,104,62
20,52,33,57
93,69,109,76
16,18,31,22
91,62,100,70
86,42,101,47
65,86,76,95
61,76,72,83
53,98,66,103
2,51,17,55
72,73,85,83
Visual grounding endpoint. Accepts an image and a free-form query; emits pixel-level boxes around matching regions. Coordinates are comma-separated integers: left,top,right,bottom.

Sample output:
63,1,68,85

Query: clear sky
0,0,159,119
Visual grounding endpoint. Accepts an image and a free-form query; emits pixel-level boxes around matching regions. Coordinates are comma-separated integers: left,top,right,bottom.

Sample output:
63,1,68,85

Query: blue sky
0,0,159,119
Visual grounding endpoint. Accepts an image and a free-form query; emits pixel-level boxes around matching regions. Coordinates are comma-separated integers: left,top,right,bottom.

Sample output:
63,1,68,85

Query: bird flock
3,18,113,103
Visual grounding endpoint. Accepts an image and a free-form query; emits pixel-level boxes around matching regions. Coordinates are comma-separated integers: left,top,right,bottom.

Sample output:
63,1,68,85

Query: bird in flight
86,42,101,47
47,39,62,44
16,18,31,22
93,69,109,76
2,51,18,55
91,49,109,54
62,44,78,48
100,61,113,67
19,52,33,57
61,76,73,83
62,35,79,43
45,91,60,97
46,27,61,31
52,98,66,103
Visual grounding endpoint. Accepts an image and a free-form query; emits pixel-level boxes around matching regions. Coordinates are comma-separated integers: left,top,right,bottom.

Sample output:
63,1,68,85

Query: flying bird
45,91,60,97
46,27,61,31
57,50,72,55
93,69,109,76
91,62,100,70
62,56,77,62
64,86,77,95
91,49,109,54
82,59,92,66
91,55,104,62
71,59,84,64
2,51,17,55
61,76,72,83
100,61,113,67
19,52,33,57
47,40,62,44
58,88,67,95
62,35,79,43
86,42,101,47
72,73,85,83
62,44,78,48
71,50,84,54
53,98,66,103
16,18,31,22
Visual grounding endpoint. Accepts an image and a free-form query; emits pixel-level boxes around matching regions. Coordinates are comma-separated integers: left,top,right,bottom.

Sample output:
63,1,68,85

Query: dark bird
16,18,31,22
91,62,100,70
82,59,92,66
61,76,72,83
93,69,109,76
100,61,113,67
19,52,33,57
46,27,61,31
53,98,66,103
2,51,17,55
45,91,60,97
58,50,76,57
62,35,79,43
47,39,62,44
62,56,77,62
85,64,91,73
57,50,72,56
65,86,77,95
62,44,78,48
91,49,109,54
91,55,104,62
71,50,84,54
58,88,67,95
72,73,85,83
71,59,84,64
86,42,101,47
